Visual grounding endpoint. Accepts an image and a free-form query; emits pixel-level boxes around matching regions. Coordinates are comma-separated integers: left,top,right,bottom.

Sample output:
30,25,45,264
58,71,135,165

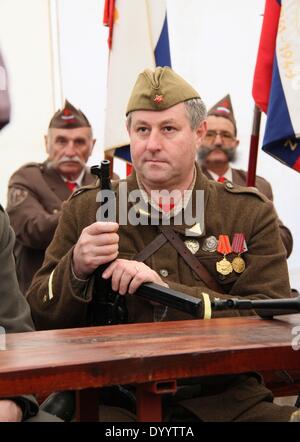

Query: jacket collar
124,163,210,237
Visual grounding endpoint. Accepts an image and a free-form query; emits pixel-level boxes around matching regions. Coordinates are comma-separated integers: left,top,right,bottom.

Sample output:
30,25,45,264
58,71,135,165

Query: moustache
47,156,85,170
58,156,84,165
198,145,237,162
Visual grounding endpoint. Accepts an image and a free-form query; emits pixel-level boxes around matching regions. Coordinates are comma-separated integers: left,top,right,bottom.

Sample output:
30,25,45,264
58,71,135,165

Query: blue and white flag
253,0,300,172
103,0,171,172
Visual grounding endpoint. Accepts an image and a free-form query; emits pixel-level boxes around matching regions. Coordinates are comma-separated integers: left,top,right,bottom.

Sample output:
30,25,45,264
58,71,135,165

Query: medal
184,239,200,254
202,235,218,252
232,256,245,273
231,233,247,274
216,235,233,275
216,257,233,275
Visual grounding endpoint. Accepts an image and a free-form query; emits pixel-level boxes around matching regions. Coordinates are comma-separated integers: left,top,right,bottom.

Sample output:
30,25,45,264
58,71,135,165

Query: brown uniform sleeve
0,207,39,420
26,196,95,330
7,167,61,249
255,176,293,258
0,209,34,332
277,220,293,258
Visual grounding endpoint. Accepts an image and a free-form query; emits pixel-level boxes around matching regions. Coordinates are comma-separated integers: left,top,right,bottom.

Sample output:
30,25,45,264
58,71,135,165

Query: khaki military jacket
27,164,290,331
0,206,34,332
26,165,295,421
6,161,95,294
0,205,38,419
202,167,293,258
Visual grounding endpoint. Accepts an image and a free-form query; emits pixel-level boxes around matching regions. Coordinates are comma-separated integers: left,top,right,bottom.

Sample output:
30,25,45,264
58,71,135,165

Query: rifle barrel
212,296,300,318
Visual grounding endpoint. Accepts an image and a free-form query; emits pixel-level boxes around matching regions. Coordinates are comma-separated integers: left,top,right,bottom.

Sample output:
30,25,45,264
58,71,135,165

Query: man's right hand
72,221,119,280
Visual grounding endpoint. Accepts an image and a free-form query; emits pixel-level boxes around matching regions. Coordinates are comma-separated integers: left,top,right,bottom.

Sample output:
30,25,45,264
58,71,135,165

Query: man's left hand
102,259,168,295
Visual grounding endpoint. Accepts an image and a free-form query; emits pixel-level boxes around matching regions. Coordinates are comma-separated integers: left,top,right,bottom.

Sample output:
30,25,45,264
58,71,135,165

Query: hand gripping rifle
90,160,128,325
90,160,204,325
90,161,300,324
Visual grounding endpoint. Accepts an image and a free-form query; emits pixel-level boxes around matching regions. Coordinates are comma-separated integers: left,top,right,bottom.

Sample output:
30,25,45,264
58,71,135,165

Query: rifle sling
134,233,167,262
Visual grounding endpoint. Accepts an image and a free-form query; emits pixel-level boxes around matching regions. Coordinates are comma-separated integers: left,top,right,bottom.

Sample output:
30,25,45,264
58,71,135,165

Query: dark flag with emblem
0,49,10,130
252,0,300,173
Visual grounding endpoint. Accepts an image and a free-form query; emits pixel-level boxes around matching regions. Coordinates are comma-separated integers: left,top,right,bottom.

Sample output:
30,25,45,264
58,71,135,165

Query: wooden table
0,315,300,421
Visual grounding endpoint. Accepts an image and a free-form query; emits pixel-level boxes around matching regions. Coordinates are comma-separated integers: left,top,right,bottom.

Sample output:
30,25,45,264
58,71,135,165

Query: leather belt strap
134,233,167,262
159,225,224,293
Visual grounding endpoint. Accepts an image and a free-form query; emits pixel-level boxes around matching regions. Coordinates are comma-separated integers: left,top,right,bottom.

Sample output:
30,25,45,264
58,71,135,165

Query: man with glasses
197,95,293,258
6,100,96,293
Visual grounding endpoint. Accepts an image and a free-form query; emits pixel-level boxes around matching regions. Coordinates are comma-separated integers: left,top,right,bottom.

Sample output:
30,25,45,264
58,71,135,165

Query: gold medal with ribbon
231,233,247,273
216,235,233,276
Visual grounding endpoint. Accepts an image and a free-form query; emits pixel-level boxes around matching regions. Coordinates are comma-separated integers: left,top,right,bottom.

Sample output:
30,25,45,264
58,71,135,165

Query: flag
0,49,10,130
103,0,171,174
252,0,300,172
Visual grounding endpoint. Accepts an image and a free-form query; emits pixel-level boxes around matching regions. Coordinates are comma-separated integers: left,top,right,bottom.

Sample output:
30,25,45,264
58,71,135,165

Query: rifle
212,296,300,319
90,160,204,324
90,161,300,323
90,160,128,325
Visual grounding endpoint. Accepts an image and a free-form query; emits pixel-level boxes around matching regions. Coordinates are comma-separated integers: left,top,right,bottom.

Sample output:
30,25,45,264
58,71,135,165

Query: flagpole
246,104,262,187
103,0,115,177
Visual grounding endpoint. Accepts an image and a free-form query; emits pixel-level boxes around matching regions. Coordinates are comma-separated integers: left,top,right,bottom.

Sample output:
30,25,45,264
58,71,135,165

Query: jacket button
226,182,234,189
53,209,59,214
159,269,169,277
42,294,48,303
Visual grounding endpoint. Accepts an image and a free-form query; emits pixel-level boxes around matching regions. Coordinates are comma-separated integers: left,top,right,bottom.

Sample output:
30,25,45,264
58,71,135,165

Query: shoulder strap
134,234,167,262
159,225,224,293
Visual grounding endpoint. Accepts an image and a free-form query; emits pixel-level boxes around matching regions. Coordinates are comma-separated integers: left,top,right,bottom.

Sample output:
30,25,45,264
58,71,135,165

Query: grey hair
126,97,207,131
184,98,207,130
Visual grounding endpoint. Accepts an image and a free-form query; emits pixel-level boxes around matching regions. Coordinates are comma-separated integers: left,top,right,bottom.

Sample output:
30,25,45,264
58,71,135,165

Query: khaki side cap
126,67,200,115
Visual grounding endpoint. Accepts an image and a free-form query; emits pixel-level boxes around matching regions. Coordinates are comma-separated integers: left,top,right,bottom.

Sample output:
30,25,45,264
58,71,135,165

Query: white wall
0,0,54,197
0,0,299,287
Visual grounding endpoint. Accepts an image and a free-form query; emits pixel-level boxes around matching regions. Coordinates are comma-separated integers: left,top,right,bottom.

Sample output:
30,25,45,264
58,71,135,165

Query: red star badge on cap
154,95,164,104
63,108,72,116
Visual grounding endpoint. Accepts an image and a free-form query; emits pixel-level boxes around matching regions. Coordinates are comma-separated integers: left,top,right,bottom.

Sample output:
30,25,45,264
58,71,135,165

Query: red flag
103,0,115,49
252,0,281,113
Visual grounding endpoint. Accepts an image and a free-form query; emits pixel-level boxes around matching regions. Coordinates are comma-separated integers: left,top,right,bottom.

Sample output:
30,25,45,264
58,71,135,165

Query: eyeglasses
204,130,236,144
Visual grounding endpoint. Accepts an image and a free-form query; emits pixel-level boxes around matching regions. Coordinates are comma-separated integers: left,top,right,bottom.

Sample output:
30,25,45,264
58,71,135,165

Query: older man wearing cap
197,95,293,258
6,100,96,293
27,67,297,421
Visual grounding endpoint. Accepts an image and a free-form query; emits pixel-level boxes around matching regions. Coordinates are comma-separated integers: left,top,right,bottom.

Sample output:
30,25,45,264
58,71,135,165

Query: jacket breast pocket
194,251,240,289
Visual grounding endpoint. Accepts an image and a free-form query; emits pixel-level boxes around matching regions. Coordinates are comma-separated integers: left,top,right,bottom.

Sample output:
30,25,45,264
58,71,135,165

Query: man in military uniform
27,67,297,421
0,49,60,422
0,205,60,421
6,100,96,293
197,95,293,257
